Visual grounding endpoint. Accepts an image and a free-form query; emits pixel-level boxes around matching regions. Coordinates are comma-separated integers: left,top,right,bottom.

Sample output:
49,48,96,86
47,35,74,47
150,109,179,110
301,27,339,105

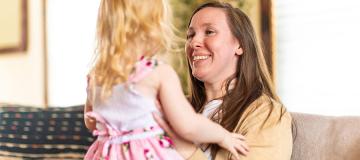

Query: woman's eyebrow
188,23,213,30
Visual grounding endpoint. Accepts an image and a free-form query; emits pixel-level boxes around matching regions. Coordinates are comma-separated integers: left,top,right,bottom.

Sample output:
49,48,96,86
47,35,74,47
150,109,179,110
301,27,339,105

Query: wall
0,0,262,107
44,0,259,107
46,0,99,106
0,0,45,106
0,0,98,107
275,0,360,116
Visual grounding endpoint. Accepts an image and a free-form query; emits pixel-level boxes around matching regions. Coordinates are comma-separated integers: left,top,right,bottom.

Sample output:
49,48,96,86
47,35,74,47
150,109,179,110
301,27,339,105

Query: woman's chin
192,71,207,82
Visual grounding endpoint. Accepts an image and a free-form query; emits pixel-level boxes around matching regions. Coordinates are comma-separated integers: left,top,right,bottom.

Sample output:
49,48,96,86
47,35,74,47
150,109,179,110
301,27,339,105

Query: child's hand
218,132,249,160
84,113,97,131
85,114,96,122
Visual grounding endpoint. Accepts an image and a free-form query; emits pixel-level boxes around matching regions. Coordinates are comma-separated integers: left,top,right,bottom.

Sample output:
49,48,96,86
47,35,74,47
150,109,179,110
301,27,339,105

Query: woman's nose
190,36,202,49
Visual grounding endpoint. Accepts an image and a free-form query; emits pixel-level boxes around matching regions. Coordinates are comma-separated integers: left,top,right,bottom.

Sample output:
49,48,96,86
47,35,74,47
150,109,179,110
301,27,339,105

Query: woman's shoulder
248,94,287,114
228,94,293,160
239,94,292,130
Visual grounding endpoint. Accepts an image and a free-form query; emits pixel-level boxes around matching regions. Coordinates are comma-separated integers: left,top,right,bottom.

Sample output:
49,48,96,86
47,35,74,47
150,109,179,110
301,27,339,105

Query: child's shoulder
153,61,177,76
141,56,178,82
153,62,182,89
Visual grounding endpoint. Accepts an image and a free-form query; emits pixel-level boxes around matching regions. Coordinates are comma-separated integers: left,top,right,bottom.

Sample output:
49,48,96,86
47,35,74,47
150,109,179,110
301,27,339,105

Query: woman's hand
153,112,197,159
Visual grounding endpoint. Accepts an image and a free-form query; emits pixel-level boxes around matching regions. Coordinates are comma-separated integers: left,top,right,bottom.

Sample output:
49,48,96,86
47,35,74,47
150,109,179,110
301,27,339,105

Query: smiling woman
170,0,247,93
153,1,293,160
185,7,243,83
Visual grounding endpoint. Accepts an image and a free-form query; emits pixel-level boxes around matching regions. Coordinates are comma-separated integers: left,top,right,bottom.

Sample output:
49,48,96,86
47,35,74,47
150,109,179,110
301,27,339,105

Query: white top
89,58,161,132
92,84,160,131
201,99,223,160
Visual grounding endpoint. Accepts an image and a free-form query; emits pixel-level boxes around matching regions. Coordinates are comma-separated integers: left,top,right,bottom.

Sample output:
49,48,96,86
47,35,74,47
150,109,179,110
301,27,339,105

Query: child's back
85,58,184,159
91,59,159,131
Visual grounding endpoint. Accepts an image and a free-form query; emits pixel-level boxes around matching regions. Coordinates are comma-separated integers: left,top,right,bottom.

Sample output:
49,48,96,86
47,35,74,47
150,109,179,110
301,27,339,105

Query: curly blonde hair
89,0,176,100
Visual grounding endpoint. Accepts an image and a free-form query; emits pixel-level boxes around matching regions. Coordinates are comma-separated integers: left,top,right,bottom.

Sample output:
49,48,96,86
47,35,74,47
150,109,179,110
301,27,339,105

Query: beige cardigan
189,95,293,160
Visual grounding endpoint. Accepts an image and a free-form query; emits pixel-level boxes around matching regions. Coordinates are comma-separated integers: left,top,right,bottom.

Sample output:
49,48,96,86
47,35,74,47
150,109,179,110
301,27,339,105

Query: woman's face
185,7,243,84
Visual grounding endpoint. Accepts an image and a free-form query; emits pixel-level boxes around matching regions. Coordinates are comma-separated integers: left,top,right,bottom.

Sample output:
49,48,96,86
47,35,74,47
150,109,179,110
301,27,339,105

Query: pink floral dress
84,57,184,160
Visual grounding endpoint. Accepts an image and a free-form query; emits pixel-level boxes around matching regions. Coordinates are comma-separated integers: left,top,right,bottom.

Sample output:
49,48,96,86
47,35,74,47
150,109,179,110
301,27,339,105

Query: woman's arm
185,97,292,160
216,96,293,160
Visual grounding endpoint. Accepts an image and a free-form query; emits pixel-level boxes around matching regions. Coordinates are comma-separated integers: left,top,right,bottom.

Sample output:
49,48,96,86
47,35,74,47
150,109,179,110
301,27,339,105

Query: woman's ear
235,47,243,56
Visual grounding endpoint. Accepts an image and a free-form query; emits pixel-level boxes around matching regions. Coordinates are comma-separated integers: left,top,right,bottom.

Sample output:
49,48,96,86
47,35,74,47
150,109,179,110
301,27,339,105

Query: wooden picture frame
0,0,28,53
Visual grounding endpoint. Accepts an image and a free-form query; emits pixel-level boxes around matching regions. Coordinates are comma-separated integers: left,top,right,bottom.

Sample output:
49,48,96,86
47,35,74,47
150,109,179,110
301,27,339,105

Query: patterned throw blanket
0,104,94,160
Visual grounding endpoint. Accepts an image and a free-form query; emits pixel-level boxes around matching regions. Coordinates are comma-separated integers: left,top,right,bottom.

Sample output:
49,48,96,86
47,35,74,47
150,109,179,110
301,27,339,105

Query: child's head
91,0,175,97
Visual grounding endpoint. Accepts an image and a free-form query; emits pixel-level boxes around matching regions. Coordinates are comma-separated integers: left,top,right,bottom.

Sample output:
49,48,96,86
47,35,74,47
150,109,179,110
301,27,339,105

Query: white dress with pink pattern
84,57,184,160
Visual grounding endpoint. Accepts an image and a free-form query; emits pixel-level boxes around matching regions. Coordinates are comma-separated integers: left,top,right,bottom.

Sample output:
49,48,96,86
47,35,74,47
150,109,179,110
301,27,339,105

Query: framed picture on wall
0,0,27,53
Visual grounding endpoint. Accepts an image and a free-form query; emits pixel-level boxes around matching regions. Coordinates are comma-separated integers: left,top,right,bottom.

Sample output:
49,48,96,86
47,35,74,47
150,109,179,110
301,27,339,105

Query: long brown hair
187,2,285,158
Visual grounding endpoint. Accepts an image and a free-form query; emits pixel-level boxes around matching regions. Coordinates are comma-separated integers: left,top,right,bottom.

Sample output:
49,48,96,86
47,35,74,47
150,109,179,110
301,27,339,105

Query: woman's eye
186,33,194,39
205,30,214,35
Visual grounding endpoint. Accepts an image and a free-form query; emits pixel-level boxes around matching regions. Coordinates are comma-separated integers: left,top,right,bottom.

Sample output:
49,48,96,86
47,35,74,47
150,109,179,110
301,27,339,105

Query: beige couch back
291,112,360,160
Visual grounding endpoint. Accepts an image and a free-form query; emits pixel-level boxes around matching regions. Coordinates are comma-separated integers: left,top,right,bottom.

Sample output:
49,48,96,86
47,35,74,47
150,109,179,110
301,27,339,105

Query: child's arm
157,64,225,141
84,99,96,131
84,75,96,131
157,64,248,159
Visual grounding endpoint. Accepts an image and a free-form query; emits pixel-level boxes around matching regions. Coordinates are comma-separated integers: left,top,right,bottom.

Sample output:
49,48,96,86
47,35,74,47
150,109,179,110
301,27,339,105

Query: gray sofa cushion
291,112,360,160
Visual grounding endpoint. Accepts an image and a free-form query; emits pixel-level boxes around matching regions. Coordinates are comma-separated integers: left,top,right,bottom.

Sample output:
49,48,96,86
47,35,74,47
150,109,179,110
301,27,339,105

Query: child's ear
235,47,243,56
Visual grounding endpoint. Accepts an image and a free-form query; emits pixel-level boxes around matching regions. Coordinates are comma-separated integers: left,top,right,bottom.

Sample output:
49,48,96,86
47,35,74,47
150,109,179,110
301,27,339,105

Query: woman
154,1,293,160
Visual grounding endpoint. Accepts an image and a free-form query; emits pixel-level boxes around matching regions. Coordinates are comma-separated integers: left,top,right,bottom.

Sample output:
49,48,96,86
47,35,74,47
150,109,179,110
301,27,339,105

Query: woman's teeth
193,55,209,61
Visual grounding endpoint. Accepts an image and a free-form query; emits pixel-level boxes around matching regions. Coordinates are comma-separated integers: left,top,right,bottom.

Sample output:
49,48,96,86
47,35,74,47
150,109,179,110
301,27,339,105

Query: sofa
0,104,94,160
1,104,359,160
291,112,360,160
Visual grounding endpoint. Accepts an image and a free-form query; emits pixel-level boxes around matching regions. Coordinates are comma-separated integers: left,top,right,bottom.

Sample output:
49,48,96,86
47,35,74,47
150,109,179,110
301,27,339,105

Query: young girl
84,0,249,160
